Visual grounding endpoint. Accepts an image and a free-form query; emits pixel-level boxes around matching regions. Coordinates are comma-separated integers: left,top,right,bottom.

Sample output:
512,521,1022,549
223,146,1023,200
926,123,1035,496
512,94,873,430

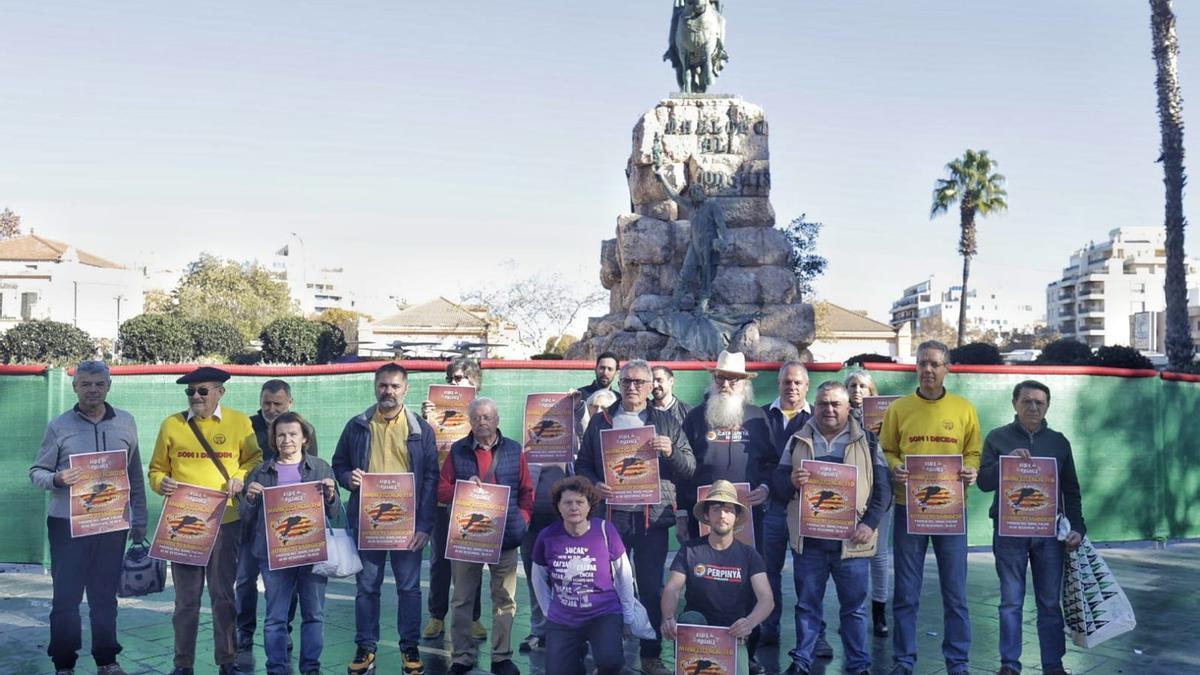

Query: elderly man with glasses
148,366,262,675
575,359,695,675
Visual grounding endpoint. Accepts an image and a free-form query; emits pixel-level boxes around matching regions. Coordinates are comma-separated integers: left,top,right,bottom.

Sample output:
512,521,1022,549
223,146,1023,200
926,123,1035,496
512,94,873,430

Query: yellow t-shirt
879,391,982,500
368,408,412,473
148,407,262,523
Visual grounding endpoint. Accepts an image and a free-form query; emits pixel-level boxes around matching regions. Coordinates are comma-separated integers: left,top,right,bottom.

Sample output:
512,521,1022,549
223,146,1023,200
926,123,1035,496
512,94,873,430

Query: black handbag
117,539,166,598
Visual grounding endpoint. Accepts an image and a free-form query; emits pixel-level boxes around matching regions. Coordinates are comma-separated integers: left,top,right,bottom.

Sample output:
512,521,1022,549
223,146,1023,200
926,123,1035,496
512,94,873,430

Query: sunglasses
185,387,213,397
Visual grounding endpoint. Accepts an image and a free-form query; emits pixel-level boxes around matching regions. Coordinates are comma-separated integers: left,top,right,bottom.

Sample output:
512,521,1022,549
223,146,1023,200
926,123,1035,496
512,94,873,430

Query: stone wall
568,96,813,361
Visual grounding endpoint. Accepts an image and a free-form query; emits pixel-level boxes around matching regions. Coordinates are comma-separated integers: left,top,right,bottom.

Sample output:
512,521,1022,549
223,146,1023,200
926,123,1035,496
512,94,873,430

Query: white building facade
271,234,354,315
1046,227,1198,349
890,275,1040,336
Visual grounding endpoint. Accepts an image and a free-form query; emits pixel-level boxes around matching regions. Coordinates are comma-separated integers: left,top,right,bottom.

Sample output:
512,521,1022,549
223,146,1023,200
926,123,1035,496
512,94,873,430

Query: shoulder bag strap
186,414,234,488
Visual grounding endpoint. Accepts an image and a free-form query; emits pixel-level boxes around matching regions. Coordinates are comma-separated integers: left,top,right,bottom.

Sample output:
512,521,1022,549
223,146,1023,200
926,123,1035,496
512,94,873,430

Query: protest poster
905,454,965,535
999,455,1059,538
861,395,901,435
68,449,131,538
799,460,859,540
600,426,661,506
358,472,417,550
697,482,754,546
262,482,329,571
445,480,510,565
523,392,576,464
149,482,228,566
675,623,738,675
428,384,475,464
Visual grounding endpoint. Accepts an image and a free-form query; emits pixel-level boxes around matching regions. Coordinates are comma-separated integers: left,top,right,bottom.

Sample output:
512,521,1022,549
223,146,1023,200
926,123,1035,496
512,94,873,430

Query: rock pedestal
567,95,814,361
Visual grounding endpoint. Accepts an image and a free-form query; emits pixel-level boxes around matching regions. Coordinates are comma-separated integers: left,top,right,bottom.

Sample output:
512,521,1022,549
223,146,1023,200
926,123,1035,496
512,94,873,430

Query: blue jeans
261,565,327,674
892,506,970,672
235,539,297,645
760,502,791,641
546,614,625,675
994,531,1067,672
791,545,870,671
355,549,423,651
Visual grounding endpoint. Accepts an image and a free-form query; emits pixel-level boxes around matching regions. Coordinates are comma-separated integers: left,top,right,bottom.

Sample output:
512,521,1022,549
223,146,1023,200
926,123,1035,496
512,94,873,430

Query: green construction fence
3,360,1197,564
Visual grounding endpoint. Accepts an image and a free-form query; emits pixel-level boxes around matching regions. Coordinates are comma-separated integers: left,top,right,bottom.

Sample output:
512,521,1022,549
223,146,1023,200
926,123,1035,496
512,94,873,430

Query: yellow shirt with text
879,391,981,500
148,408,262,523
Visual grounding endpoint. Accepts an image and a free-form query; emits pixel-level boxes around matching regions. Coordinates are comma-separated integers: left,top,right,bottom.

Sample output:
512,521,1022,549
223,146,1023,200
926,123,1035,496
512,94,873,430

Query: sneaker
97,666,128,675
518,634,545,653
1043,669,1071,675
217,666,244,675
471,620,488,641
422,617,445,639
813,633,834,659
402,646,426,675
448,665,473,675
54,670,74,675
491,659,521,675
348,646,377,674
640,657,672,675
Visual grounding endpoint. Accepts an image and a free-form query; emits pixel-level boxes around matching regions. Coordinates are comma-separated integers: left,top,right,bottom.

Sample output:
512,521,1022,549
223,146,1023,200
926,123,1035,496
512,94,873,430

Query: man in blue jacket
332,363,438,675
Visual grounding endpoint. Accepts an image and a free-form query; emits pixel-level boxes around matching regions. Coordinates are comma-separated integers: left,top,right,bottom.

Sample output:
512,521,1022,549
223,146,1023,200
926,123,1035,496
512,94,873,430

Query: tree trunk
957,253,971,347
1151,0,1195,368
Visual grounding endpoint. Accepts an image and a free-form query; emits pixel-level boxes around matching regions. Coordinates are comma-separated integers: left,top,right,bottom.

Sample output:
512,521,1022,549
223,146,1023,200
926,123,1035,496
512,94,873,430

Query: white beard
705,392,746,429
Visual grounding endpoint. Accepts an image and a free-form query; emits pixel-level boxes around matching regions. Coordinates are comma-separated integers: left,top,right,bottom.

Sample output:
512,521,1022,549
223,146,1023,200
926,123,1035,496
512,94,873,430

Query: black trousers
609,510,670,659
428,505,481,621
47,516,126,669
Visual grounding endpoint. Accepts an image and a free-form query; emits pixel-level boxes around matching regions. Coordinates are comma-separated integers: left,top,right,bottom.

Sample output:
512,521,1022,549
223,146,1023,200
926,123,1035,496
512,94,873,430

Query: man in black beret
149,366,262,675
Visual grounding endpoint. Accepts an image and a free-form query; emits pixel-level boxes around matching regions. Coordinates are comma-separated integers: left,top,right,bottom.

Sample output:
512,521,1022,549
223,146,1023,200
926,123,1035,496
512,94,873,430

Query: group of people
31,340,1087,675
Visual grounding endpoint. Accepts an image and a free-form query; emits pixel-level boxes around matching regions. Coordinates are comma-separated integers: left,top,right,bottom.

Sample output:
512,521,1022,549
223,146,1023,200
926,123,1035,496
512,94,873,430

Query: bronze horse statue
664,0,729,94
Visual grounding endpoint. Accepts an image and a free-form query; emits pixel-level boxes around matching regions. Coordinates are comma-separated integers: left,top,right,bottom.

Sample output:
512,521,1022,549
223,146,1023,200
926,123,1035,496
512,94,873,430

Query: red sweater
437,439,534,523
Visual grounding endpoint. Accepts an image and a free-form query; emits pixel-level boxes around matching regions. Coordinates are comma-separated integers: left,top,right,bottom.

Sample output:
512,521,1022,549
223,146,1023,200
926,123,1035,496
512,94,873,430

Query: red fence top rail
0,365,49,375
861,361,1159,378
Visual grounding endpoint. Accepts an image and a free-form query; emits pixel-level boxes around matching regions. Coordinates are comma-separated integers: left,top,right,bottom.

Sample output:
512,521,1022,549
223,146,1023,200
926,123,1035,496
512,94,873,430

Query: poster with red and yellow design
905,455,965,535
68,449,131,538
428,385,475,465
445,480,510,565
799,460,858,540
263,482,328,571
150,482,228,565
999,455,1058,538
600,426,660,506
523,393,575,464
358,473,416,550
675,623,738,675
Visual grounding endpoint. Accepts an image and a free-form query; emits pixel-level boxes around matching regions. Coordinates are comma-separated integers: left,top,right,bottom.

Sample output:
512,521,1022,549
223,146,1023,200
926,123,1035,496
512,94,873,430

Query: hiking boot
640,657,672,675
348,646,377,674
402,646,426,674
471,620,488,640
422,617,445,639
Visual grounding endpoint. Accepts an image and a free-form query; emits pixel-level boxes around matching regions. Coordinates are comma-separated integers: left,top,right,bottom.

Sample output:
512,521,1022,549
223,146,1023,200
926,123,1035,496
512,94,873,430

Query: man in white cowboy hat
681,351,772,542
661,479,773,675
773,381,890,675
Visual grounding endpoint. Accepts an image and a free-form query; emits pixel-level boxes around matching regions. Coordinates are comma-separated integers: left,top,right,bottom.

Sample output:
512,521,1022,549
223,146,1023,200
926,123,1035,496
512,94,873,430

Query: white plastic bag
313,501,363,578
1061,536,1136,648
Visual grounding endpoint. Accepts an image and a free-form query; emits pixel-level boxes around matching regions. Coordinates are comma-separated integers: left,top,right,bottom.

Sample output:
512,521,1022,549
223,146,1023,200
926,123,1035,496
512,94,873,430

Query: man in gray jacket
30,360,148,675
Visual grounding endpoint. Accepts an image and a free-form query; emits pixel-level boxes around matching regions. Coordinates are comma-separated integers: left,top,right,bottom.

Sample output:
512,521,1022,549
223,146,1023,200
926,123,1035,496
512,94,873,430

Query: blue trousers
892,506,970,672
355,548,423,651
791,546,870,672
759,502,791,642
46,517,125,670
261,564,327,674
994,530,1067,672
545,614,625,675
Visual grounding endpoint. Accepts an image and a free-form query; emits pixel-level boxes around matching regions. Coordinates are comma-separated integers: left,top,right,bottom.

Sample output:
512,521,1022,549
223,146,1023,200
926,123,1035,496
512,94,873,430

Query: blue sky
3,1,1199,325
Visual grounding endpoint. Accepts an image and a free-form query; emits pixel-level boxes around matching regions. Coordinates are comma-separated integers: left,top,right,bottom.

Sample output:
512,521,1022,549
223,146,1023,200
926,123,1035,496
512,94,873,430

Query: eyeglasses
185,387,212,397
449,373,471,383
619,378,650,389
715,374,743,384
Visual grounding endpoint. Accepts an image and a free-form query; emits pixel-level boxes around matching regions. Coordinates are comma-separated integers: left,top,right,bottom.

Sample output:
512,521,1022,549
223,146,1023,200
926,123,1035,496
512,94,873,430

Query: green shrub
949,342,1003,365
260,317,344,364
1090,345,1154,370
0,320,94,365
185,318,244,358
118,314,195,363
1035,338,1092,365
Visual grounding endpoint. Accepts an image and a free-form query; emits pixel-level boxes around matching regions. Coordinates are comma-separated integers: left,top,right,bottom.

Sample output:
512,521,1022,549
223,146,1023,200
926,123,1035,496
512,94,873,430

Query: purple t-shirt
276,462,302,485
532,518,625,627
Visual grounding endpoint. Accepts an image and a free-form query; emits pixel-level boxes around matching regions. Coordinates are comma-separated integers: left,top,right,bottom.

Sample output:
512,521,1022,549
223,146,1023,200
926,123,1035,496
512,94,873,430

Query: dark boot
873,600,889,638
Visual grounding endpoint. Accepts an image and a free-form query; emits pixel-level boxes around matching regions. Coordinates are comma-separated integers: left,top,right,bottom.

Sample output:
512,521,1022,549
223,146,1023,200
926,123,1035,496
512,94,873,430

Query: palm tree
1150,0,1194,368
930,149,1009,347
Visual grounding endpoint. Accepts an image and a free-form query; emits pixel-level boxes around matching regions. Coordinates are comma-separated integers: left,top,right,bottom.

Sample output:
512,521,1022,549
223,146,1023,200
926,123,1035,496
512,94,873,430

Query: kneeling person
661,480,773,675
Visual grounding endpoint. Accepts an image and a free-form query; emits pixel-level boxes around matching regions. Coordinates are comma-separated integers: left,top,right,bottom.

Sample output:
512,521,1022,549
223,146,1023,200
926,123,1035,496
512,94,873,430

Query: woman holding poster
531,476,648,675
242,412,339,675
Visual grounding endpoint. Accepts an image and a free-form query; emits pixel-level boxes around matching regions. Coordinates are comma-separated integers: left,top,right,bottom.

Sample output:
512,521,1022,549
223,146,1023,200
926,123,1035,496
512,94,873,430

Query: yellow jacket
148,406,262,523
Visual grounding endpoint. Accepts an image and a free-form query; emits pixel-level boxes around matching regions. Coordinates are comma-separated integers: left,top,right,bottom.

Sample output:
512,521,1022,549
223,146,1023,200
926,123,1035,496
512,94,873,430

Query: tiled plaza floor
0,542,1195,674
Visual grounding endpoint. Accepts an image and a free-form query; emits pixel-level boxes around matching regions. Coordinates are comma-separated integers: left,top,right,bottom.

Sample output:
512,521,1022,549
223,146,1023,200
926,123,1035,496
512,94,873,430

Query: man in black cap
148,366,262,675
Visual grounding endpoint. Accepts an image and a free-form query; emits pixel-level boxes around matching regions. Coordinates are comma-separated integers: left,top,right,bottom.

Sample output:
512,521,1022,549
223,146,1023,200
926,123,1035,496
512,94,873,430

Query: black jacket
680,402,772,515
763,403,812,505
576,401,696,528
978,417,1086,536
